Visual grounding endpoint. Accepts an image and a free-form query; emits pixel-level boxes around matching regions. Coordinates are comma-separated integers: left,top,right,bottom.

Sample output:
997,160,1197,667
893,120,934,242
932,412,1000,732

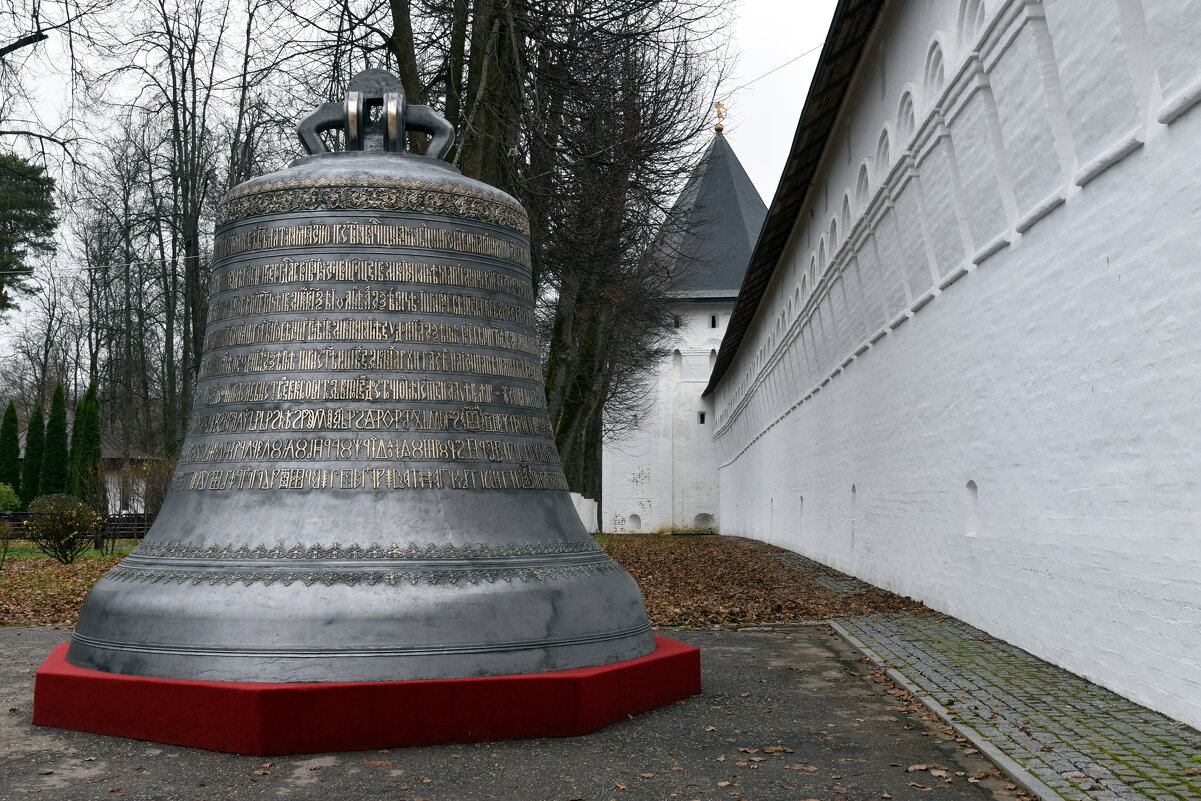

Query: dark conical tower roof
661,131,768,298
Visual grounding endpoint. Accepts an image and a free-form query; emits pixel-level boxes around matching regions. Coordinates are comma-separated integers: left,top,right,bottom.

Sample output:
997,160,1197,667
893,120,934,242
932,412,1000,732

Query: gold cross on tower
715,102,726,132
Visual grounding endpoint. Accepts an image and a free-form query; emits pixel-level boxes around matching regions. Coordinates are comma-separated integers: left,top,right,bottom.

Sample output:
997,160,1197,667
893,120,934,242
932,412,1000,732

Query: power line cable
525,38,828,181
2,42,833,273
721,39,828,98
0,254,207,277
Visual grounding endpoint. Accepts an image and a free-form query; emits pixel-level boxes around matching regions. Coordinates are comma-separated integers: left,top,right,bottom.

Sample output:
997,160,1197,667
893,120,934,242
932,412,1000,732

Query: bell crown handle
296,69,455,160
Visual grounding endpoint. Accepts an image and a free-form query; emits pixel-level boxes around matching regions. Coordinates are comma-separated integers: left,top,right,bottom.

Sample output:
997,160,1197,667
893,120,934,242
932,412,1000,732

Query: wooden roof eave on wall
703,0,887,397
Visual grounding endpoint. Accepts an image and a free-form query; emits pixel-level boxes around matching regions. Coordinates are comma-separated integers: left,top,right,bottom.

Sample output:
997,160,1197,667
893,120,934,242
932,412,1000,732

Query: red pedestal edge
32,635,700,755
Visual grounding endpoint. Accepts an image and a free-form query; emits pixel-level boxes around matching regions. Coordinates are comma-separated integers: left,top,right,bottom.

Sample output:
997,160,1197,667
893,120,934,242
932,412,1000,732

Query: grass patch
3,538,138,559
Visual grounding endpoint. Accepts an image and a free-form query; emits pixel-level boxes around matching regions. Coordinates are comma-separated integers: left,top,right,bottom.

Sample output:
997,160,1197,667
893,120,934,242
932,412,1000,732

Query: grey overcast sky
722,0,840,203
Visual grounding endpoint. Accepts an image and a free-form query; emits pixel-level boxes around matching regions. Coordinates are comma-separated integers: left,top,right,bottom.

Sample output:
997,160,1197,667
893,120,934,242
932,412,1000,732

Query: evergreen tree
67,395,85,495
69,383,106,512
0,401,19,496
20,403,45,507
0,154,57,315
39,384,69,495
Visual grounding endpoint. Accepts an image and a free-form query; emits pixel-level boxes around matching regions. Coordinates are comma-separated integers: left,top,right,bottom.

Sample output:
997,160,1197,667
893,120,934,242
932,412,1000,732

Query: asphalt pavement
0,625,1025,801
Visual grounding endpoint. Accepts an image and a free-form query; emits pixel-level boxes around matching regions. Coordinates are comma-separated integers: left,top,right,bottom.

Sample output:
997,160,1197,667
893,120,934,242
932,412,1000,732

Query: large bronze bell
68,70,655,683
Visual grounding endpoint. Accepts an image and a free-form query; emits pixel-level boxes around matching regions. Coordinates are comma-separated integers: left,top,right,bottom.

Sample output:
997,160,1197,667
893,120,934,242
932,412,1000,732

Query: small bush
24,494,103,564
0,521,10,570
654,526,718,536
0,482,18,514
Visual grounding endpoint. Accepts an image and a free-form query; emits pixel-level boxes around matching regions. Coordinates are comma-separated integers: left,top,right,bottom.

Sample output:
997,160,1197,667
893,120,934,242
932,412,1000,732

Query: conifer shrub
24,494,103,564
0,482,19,514
0,401,20,495
39,384,69,495
0,482,17,569
20,402,45,508
67,383,105,513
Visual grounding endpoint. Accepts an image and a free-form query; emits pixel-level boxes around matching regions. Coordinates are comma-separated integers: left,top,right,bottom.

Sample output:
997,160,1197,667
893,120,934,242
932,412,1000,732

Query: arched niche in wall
925,40,947,102
840,194,852,238
876,129,892,182
672,349,682,381
959,0,986,51
628,514,642,532
897,91,917,147
855,164,871,213
693,512,715,530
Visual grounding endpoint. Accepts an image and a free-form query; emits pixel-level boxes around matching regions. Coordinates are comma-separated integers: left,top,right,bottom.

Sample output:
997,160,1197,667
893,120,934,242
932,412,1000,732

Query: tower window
698,412,706,424
673,315,682,328
710,315,718,328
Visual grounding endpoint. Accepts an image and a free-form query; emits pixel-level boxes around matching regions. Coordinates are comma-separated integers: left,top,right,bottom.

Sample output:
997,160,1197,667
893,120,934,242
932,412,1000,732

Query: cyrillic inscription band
200,378,551,408
214,223,531,268
199,348,541,382
188,407,554,437
203,318,540,356
206,287,536,328
170,465,570,492
188,165,562,495
212,258,533,302
178,436,561,465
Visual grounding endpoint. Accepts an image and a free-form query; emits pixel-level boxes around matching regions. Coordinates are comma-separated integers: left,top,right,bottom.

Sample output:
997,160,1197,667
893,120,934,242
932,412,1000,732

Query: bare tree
2,0,729,504
287,0,730,496
0,0,117,155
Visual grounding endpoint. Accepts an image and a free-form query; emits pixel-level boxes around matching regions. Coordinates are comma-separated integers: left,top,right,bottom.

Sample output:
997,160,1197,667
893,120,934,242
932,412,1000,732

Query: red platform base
33,636,700,755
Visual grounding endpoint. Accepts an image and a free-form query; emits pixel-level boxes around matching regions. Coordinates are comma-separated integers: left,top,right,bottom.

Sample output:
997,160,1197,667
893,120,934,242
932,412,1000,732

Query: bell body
68,145,654,682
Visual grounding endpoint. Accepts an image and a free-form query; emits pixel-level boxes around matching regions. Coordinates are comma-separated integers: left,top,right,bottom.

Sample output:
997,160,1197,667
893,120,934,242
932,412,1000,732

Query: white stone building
602,131,766,533
704,0,1201,729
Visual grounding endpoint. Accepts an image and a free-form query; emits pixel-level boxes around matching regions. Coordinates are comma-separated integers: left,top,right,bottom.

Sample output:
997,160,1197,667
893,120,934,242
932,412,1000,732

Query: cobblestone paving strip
836,614,1201,801
767,550,1201,801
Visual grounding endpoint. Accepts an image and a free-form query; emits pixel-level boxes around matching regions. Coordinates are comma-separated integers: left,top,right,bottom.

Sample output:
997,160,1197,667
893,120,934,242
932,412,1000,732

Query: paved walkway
770,549,1201,801
1,626,1021,801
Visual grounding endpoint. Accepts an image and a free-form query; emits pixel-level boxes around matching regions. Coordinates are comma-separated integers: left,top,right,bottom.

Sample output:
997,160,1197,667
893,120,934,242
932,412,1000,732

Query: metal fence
0,512,154,542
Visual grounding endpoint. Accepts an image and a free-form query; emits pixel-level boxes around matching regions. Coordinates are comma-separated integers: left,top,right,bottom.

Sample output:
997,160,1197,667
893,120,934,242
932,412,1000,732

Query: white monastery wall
603,302,728,532
712,0,1201,728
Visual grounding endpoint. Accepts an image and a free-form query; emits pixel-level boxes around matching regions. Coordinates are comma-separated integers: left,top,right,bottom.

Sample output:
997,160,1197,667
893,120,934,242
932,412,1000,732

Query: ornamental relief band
211,258,533,302
189,407,554,437
204,318,540,356
216,179,530,237
205,287,536,328
214,222,531,269
200,378,546,409
199,348,541,382
170,465,570,492
178,436,561,465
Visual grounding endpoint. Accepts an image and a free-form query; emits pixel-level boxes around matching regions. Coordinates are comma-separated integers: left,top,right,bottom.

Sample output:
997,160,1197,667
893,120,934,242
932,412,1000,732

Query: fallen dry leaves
0,535,926,629
0,555,123,626
598,534,927,627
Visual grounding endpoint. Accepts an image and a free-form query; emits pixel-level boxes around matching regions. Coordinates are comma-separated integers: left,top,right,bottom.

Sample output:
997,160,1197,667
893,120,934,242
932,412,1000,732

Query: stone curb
827,620,1068,801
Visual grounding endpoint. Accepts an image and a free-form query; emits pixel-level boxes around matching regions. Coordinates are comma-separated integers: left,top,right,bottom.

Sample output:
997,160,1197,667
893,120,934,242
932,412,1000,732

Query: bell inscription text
186,196,557,495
